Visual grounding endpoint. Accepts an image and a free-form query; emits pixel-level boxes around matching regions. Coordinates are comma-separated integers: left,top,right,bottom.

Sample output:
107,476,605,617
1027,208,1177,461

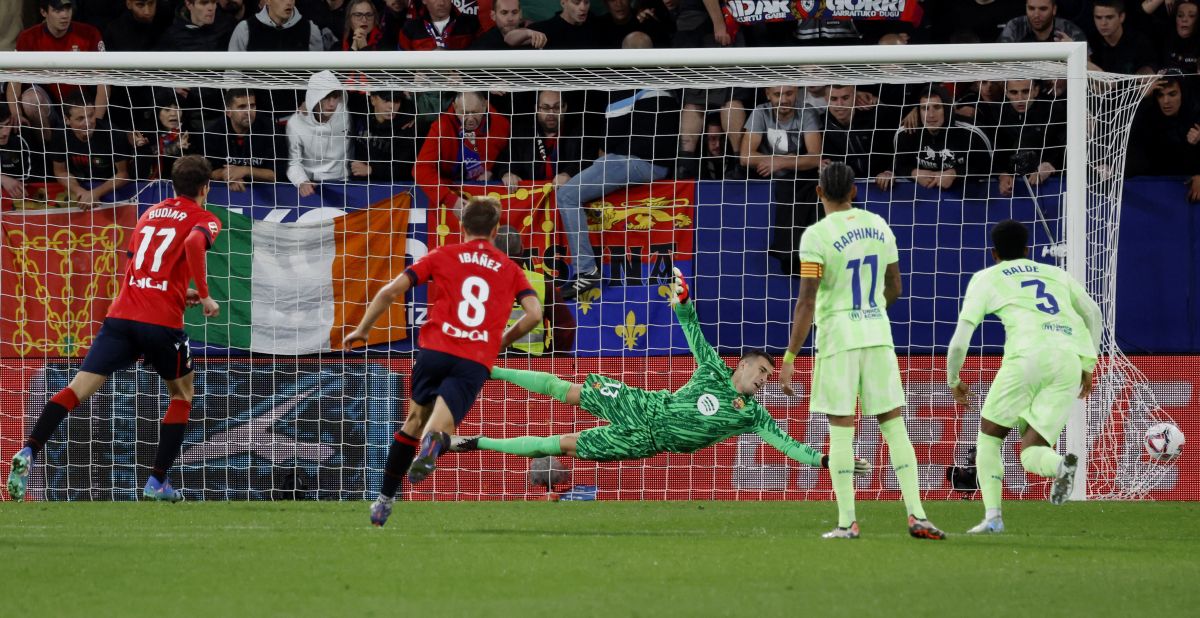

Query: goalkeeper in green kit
451,268,868,479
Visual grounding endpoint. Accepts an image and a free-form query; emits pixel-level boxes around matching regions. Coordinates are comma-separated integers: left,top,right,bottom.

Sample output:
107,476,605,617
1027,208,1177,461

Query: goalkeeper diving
452,268,869,477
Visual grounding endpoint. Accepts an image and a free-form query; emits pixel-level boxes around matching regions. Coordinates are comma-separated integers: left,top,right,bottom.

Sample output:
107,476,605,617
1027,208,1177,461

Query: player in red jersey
343,196,542,526
6,155,221,504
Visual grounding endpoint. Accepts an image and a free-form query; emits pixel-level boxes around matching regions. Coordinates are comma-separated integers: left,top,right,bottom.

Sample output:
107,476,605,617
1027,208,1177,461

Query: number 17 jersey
798,208,899,356
406,239,536,369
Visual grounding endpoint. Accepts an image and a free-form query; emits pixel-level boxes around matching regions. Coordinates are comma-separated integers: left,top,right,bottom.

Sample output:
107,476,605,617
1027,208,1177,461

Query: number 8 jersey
108,196,221,329
405,239,536,368
798,208,899,356
958,257,1096,366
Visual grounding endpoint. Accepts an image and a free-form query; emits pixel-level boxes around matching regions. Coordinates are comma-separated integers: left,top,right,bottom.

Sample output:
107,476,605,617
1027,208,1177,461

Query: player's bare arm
343,272,414,348
500,294,544,350
780,272,819,396
883,261,902,307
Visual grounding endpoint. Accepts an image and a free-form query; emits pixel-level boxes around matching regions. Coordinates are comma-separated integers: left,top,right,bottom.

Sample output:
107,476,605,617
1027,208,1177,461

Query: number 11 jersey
406,239,536,369
108,196,221,329
798,208,899,356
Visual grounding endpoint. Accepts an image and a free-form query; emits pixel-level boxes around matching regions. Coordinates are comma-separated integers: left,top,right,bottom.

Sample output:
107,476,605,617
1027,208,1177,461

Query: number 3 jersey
958,257,1096,367
108,196,221,329
406,240,535,368
798,208,899,356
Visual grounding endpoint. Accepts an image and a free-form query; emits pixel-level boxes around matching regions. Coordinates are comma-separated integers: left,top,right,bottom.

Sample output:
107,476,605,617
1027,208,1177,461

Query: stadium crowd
0,0,1198,287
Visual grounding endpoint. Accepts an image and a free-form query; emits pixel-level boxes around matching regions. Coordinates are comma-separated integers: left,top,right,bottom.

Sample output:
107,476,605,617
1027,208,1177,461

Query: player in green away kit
452,267,870,480
779,162,944,540
947,220,1102,534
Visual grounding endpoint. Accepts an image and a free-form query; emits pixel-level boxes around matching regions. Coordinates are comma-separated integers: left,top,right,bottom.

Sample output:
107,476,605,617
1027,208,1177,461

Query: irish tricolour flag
185,194,410,354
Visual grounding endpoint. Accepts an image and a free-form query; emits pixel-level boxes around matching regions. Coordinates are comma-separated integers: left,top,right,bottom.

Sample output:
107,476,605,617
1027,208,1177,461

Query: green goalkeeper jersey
646,303,823,466
797,208,899,356
958,258,1098,369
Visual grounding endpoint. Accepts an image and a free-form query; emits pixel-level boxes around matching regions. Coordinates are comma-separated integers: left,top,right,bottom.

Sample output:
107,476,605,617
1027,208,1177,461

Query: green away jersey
638,303,822,465
959,258,1097,368
797,208,899,356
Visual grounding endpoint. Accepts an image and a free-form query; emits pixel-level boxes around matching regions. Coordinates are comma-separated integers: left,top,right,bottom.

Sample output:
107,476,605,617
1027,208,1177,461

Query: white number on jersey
134,226,177,273
457,276,490,327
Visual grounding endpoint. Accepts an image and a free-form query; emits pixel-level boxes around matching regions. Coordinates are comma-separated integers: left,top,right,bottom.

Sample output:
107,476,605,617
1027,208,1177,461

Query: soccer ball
1144,423,1185,462
527,456,570,488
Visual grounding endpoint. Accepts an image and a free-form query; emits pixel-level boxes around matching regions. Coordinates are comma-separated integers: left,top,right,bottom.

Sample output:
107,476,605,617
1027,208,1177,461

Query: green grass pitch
3,500,1196,617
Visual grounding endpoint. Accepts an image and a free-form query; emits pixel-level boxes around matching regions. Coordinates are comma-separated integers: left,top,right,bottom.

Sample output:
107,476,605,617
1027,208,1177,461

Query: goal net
0,46,1181,502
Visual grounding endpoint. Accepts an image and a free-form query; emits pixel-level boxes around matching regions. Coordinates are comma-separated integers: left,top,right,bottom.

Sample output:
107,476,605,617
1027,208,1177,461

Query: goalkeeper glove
821,455,872,478
668,267,690,306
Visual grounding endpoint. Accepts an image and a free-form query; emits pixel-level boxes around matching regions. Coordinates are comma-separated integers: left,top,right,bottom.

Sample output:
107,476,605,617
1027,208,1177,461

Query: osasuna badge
697,394,720,416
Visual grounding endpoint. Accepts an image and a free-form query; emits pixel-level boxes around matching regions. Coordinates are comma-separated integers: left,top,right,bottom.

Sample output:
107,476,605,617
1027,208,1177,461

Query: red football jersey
108,196,220,329
407,239,536,368
15,23,105,101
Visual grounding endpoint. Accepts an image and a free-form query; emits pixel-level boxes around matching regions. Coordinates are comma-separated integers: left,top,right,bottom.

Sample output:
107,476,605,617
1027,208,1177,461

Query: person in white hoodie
286,70,349,197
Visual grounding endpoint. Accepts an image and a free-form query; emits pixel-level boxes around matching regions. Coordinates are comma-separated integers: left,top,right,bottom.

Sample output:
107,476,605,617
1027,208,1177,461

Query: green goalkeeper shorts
574,374,665,461
810,346,907,416
981,348,1082,445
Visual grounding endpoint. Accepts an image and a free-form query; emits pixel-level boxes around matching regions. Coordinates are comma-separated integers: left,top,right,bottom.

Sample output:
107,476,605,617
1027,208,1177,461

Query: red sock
164,399,191,424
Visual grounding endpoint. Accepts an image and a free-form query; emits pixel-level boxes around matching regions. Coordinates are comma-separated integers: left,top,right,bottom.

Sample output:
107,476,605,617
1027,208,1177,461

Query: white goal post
0,44,1172,502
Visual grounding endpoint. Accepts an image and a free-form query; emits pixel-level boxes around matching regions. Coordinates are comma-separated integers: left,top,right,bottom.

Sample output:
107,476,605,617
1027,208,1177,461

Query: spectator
341,0,388,49
530,0,599,48
379,0,414,46
741,85,822,276
699,114,744,180
998,0,1087,42
299,0,349,49
158,0,237,51
889,85,993,190
555,88,679,298
286,70,350,197
470,0,548,49
594,0,671,48
495,225,576,355
0,104,32,202
103,0,173,51
228,0,324,51
413,91,510,214
793,11,860,45
203,89,285,191
991,79,1067,196
129,92,191,180
50,92,132,209
493,90,585,191
621,29,651,47
9,1,109,122
16,86,62,186
1127,73,1200,202
818,84,892,187
218,0,248,20
740,85,821,181
349,90,419,183
399,0,482,49
1162,0,1199,74
955,80,1006,126
1089,0,1157,74
670,0,733,47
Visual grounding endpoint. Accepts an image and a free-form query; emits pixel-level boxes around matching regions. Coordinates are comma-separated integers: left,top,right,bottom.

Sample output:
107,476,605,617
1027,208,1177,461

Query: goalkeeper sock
491,367,572,403
1019,445,1063,478
150,400,191,483
25,388,80,457
976,433,1004,517
478,435,563,457
827,424,857,528
879,416,927,520
380,431,419,498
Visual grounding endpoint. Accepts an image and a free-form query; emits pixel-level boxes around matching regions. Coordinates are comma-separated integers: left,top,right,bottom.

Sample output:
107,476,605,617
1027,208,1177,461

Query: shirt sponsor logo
697,393,720,416
129,276,168,292
441,321,490,342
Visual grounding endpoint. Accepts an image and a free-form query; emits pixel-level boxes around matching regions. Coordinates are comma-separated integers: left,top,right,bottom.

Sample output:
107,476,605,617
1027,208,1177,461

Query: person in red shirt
398,0,481,50
6,155,222,504
6,0,109,122
343,196,542,527
413,91,510,216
